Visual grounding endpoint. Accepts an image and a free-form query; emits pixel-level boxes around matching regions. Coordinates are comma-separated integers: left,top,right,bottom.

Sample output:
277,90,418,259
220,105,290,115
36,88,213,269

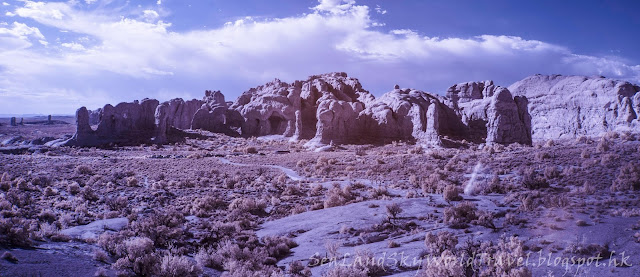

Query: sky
0,0,639,115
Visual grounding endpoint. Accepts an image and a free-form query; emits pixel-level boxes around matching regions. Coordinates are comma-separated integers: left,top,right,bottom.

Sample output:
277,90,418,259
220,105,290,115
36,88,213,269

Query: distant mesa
59,72,640,148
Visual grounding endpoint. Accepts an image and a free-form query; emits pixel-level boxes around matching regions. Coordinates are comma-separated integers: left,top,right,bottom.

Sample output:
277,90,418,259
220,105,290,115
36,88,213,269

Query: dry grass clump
443,201,478,229
610,163,640,191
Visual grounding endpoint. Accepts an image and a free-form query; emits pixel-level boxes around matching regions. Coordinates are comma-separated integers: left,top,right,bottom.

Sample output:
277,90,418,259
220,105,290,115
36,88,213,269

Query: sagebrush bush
424,231,458,256
443,201,477,229
521,168,549,190
442,184,462,202
323,184,355,208
158,254,202,277
113,236,160,276
611,163,640,191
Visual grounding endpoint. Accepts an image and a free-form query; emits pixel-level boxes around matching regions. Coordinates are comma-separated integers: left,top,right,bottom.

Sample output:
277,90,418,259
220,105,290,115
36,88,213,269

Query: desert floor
1,119,640,276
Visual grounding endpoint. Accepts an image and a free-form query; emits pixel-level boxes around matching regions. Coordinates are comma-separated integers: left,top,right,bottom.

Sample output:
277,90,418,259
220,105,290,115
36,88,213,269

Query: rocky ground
1,120,640,276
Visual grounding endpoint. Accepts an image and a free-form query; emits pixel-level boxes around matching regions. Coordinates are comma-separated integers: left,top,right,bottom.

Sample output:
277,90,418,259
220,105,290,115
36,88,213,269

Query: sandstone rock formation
361,88,463,146
191,90,242,135
509,74,640,140
230,72,372,146
446,81,532,145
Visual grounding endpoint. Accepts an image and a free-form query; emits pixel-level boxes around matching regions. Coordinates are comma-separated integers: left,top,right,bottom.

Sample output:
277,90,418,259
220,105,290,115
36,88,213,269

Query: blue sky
0,0,639,114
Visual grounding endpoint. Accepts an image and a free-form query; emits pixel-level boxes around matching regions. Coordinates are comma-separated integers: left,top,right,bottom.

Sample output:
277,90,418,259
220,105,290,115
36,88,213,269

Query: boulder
509,74,640,140
10,117,16,126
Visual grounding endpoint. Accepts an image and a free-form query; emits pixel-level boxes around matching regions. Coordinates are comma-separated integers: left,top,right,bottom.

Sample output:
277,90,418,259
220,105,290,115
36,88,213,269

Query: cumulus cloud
0,0,639,114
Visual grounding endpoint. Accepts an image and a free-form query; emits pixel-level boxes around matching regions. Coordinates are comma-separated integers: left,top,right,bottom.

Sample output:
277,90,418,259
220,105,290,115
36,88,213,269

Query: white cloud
2,2,9,6
375,5,386,15
156,0,161,5
142,9,159,22
0,0,639,115
5,11,15,16
84,0,97,4
61,42,85,50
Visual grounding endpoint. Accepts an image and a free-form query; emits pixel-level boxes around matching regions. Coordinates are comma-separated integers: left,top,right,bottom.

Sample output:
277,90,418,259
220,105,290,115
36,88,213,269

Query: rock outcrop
446,81,532,145
361,88,464,146
230,72,372,146
191,90,242,135
509,74,640,140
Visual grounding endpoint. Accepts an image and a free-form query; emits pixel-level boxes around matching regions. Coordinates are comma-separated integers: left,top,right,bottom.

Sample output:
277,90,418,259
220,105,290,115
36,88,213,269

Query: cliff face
509,74,640,140
63,73,639,148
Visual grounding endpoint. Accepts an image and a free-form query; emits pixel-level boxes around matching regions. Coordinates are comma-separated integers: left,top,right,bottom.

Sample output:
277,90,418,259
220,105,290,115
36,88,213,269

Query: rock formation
63,72,640,148
447,81,532,145
191,90,242,135
10,117,16,126
509,74,640,140
230,72,372,146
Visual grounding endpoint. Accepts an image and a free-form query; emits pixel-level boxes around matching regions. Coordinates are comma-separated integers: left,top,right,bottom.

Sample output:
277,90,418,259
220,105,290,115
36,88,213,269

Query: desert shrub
521,168,549,190
195,246,223,269
424,231,458,256
81,186,99,202
113,236,160,276
597,138,610,152
421,171,450,194
5,188,31,208
611,163,640,191
535,151,551,161
67,182,81,195
479,174,509,194
324,266,368,277
348,249,385,276
243,146,258,154
472,210,496,229
544,194,570,208
543,166,561,179
485,236,532,277
324,184,355,208
191,195,226,217
443,201,478,229
130,209,186,248
0,218,32,247
442,184,462,202
76,165,93,175
30,175,51,187
263,235,297,259
228,197,267,215
419,250,464,277
1,251,18,263
126,176,139,187
43,186,57,197
158,254,202,277
93,249,110,263
105,196,128,212
385,203,403,222
600,154,619,167
288,260,311,276
580,149,591,159
578,181,596,194
324,240,341,259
